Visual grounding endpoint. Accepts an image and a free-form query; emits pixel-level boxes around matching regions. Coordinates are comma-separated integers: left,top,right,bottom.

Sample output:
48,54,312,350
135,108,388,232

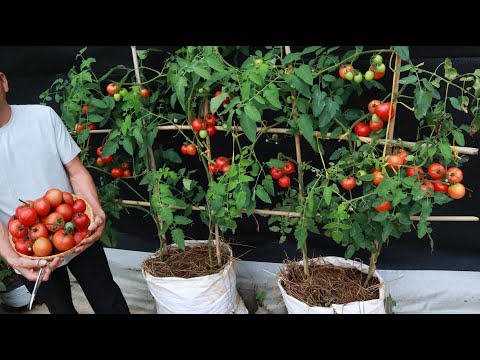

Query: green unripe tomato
223,103,228,108
198,88,204,94
286,96,292,104
356,180,363,186
356,170,367,178
65,222,74,231
204,86,211,93
376,63,386,73
353,72,363,83
222,123,228,130
113,93,122,102
372,54,383,64
173,118,178,124
199,129,208,138
365,70,375,81
255,58,264,65
119,89,128,97
345,71,354,81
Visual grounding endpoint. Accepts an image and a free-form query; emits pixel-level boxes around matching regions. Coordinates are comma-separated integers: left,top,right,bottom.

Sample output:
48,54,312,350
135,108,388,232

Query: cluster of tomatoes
191,114,217,138
8,189,91,257
339,54,386,84
95,146,131,178
339,149,467,213
180,143,197,156
208,156,231,174
74,105,96,133
354,100,396,136
106,83,149,101
270,161,295,188
214,91,230,104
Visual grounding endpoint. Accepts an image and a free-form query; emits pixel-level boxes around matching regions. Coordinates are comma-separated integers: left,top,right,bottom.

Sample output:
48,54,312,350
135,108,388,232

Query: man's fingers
87,217,103,232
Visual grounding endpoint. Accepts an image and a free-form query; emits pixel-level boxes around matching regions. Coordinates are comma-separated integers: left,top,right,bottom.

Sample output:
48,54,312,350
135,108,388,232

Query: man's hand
73,212,105,255
11,256,64,282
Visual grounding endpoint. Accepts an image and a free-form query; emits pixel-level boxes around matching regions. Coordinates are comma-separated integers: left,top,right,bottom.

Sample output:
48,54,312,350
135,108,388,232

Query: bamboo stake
130,46,167,253
89,126,479,156
386,54,402,153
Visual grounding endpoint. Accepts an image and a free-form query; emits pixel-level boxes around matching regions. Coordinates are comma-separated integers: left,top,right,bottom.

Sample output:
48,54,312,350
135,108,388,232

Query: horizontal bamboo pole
121,200,479,222
88,126,479,156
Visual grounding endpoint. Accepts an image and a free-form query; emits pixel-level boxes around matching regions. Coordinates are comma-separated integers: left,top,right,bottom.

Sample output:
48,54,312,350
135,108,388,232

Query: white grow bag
278,256,386,314
142,240,247,314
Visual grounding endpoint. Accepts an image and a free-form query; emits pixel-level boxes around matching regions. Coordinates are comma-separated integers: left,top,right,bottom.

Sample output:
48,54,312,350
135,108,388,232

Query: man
0,71,130,314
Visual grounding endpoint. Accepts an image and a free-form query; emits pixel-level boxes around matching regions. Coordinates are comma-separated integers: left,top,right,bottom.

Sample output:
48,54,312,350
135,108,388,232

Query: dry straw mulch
280,260,381,307
142,244,231,278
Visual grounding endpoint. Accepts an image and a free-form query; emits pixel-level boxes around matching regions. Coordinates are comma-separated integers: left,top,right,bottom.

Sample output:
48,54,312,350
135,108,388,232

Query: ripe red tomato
432,181,448,193
191,118,205,132
181,144,188,155
421,181,434,195
339,65,354,80
208,163,218,173
72,199,87,214
32,237,53,257
9,219,28,238
88,124,97,131
375,102,395,121
96,157,104,167
17,206,38,227
369,117,384,131
29,223,48,240
96,146,103,157
448,183,466,199
282,161,295,175
53,230,76,252
206,125,216,136
270,168,283,179
139,88,150,98
340,176,356,190
353,122,371,137
214,91,230,104
62,192,74,206
73,229,89,245
16,239,34,256
372,171,384,186
215,157,230,169
123,169,132,177
75,124,87,133
221,164,230,174
368,100,381,114
446,167,463,183
111,168,124,178
369,65,385,80
406,166,424,180
56,204,73,222
278,176,291,188
186,144,197,156
8,215,17,228
428,163,446,180
374,200,391,212
393,148,408,163
102,155,113,164
45,212,65,232
120,162,130,170
45,188,63,208
82,104,92,114
205,114,217,126
106,83,119,95
386,155,404,170
73,213,90,231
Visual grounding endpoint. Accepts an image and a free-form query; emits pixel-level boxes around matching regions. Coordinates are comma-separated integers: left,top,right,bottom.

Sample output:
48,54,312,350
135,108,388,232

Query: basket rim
9,194,94,261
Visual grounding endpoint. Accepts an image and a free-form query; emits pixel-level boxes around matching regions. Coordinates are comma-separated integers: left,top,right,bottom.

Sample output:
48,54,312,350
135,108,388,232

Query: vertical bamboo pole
204,99,222,266
285,46,309,276
385,54,402,154
130,46,167,253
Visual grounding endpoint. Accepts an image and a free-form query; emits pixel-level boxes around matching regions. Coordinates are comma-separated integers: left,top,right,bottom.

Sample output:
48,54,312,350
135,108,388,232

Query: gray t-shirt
0,105,81,265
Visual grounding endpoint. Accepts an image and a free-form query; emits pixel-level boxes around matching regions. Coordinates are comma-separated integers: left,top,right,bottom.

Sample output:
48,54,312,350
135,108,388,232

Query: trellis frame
91,46,480,244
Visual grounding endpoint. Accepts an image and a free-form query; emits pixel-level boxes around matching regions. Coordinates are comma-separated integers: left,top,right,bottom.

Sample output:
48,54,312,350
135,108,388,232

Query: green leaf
312,87,327,117
444,58,459,80
241,82,251,102
294,226,308,249
322,74,336,83
192,66,211,80
159,207,174,227
285,74,311,98
414,86,433,120
298,114,314,146
235,191,247,210
90,97,108,109
0,282,6,292
402,176,418,187
205,55,224,72
269,226,280,232
174,216,193,225
381,222,393,241
323,186,332,205
267,159,287,168
332,230,343,244
76,129,90,144
294,64,313,85
393,46,410,61
398,212,412,225
282,52,302,64
101,141,119,157
122,137,134,156
302,46,322,55
262,177,274,196
318,97,339,127
393,191,407,207
449,97,462,111
394,64,415,73
433,192,452,205
256,185,272,204
344,245,355,259
183,178,193,191
264,84,282,109
171,228,185,250
359,174,374,181
162,148,182,164
471,114,480,135
239,113,257,143
244,103,261,122
439,141,452,164
133,127,144,144
417,222,428,239
372,211,389,222
399,75,417,84
239,174,255,182
452,130,465,146
210,92,228,113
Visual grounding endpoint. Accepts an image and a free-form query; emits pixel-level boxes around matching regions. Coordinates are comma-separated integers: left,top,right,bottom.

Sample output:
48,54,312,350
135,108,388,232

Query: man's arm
64,156,106,255
0,222,62,281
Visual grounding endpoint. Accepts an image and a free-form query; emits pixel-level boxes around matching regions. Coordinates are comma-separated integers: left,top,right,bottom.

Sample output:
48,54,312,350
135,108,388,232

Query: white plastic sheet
278,256,386,314
0,284,30,308
142,240,247,314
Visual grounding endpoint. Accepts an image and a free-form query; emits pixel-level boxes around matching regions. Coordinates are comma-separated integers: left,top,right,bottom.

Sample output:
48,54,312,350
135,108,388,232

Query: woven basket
9,194,94,261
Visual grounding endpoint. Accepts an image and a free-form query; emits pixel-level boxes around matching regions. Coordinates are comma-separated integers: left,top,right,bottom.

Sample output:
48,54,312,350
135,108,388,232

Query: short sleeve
51,108,81,164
